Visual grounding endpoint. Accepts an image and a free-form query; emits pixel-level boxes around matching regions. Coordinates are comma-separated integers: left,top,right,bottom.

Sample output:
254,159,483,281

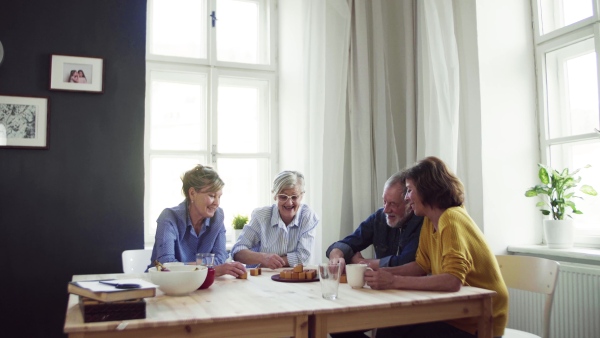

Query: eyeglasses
277,194,302,203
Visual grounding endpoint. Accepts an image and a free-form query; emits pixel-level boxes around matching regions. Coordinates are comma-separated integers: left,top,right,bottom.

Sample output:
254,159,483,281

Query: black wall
0,1,147,337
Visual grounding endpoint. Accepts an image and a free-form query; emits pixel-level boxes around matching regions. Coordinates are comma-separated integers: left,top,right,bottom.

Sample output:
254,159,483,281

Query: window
145,0,278,246
532,0,600,246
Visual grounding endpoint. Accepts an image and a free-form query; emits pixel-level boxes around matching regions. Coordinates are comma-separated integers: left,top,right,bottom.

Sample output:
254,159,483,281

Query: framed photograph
50,54,104,93
0,95,49,149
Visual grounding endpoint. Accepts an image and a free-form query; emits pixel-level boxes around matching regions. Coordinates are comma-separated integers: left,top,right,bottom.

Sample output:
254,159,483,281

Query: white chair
496,255,560,338
122,249,153,273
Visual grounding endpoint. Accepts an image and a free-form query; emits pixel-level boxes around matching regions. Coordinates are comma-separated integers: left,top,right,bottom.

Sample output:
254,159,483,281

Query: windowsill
507,244,600,265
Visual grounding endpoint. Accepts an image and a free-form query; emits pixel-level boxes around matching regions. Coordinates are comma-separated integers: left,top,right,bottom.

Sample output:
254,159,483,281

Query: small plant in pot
525,163,597,248
231,214,249,240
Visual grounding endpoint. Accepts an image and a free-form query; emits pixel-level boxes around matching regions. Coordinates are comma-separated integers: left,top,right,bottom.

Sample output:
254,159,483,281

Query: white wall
470,0,542,252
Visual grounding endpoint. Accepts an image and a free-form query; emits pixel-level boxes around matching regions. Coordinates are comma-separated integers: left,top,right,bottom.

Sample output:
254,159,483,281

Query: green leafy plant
525,164,597,220
232,214,249,230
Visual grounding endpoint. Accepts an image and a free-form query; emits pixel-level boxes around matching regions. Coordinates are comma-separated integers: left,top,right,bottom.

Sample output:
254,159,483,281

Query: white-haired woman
231,170,319,269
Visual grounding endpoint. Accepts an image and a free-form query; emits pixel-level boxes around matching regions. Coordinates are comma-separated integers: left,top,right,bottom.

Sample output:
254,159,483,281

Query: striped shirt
149,201,228,269
230,204,319,267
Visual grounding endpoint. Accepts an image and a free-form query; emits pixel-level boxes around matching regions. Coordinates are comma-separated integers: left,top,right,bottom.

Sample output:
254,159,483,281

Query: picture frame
0,95,49,149
50,54,104,93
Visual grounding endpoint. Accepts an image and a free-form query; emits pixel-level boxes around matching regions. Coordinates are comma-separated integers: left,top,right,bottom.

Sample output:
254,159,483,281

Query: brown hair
402,156,464,210
181,164,225,202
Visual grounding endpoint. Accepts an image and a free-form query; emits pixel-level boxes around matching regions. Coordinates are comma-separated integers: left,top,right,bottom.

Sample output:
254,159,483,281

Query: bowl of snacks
148,262,208,296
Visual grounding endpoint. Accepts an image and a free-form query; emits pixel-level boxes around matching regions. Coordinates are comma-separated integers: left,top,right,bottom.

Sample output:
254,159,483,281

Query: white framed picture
0,95,49,149
50,54,104,93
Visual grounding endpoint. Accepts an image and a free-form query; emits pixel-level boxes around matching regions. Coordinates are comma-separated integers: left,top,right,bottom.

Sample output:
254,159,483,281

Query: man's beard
388,204,414,229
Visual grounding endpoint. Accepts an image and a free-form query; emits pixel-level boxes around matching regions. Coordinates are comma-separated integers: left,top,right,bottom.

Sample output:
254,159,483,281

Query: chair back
496,255,560,338
122,249,153,273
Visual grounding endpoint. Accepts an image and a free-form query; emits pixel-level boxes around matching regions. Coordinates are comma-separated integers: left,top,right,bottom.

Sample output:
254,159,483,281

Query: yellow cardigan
415,206,508,337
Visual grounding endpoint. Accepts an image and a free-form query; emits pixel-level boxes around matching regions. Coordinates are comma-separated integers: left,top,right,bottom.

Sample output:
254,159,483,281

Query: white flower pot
233,229,243,241
543,219,574,249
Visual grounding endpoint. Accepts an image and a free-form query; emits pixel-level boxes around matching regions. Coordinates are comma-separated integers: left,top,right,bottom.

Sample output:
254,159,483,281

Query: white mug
346,263,369,288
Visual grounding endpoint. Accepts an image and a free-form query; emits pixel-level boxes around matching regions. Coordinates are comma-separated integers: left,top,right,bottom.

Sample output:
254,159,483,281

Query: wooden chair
496,255,560,338
122,249,152,273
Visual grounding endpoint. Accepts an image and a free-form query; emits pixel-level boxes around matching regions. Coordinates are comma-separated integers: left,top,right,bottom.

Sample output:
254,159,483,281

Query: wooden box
79,297,146,322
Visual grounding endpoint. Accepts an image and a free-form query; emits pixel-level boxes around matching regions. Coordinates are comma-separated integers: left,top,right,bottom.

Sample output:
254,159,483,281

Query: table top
64,267,496,334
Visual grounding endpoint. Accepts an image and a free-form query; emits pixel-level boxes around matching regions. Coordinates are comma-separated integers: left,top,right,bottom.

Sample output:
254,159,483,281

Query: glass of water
318,262,342,300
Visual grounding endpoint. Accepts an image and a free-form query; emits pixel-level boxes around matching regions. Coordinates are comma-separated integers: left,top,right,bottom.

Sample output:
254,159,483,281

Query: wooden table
64,269,495,338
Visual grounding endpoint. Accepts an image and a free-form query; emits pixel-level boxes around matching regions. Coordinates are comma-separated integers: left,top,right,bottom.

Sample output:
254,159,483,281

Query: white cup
346,263,369,288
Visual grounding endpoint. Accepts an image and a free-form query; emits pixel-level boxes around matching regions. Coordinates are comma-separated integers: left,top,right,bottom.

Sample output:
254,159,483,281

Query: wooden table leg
477,296,493,338
294,314,309,338
311,314,328,338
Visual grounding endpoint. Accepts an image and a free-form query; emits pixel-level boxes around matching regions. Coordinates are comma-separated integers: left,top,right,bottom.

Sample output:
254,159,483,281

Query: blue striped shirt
149,200,228,269
230,204,319,267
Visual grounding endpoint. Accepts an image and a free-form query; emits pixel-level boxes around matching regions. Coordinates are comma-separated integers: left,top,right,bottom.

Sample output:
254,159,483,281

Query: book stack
68,279,157,322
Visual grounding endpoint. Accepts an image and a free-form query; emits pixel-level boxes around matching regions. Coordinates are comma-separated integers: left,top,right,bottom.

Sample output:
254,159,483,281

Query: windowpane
217,76,270,153
216,0,270,64
217,158,271,241
545,38,599,139
149,70,208,151
145,0,276,246
550,141,600,230
539,0,593,35
148,157,204,236
148,0,208,59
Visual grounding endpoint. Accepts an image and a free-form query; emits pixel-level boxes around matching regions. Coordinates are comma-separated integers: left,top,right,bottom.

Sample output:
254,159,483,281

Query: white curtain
279,0,460,263
416,0,460,172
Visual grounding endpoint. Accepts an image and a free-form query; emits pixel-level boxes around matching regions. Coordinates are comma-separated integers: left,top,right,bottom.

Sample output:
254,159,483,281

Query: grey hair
383,171,405,192
271,170,305,199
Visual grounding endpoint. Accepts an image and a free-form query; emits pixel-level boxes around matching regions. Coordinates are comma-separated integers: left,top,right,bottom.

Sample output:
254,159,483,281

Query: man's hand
350,251,365,263
351,252,381,270
364,268,396,290
214,261,246,277
328,248,346,272
261,253,286,269
357,258,380,271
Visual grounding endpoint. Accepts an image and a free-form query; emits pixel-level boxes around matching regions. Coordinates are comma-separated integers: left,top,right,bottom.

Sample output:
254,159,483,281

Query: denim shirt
149,201,228,270
326,208,423,267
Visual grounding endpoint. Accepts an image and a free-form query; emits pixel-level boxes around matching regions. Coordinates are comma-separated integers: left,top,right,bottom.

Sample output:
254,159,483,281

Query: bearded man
327,171,423,270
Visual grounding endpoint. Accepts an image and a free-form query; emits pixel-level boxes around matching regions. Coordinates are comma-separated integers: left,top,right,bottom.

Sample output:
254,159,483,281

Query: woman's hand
261,253,286,269
214,261,246,278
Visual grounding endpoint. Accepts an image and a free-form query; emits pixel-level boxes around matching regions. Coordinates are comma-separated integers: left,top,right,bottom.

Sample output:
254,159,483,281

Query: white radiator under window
507,261,600,338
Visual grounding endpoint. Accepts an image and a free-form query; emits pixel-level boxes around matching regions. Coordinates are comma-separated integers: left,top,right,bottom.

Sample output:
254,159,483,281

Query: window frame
144,0,279,246
532,0,600,247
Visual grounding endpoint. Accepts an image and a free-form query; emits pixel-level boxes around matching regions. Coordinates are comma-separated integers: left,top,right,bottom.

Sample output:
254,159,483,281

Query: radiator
507,262,600,338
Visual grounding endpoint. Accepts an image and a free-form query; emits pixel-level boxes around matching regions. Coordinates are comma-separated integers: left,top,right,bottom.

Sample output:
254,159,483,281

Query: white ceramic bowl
148,265,208,296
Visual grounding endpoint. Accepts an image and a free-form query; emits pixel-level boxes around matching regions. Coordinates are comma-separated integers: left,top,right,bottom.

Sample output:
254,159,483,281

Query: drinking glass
196,253,216,289
318,262,341,300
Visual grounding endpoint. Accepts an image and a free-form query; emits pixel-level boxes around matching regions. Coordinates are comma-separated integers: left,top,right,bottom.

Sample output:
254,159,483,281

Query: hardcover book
68,279,156,302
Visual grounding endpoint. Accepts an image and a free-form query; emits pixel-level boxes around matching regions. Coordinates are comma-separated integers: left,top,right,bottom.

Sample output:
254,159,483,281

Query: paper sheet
74,279,157,292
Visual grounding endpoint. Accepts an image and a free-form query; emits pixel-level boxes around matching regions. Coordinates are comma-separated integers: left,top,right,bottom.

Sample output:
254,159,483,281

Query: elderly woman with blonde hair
231,170,319,269
149,164,246,277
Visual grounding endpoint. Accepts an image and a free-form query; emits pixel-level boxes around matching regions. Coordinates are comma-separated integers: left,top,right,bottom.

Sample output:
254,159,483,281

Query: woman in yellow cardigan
365,156,508,338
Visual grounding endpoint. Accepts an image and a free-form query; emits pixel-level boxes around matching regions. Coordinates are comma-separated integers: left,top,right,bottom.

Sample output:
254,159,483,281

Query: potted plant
525,163,597,248
231,214,249,240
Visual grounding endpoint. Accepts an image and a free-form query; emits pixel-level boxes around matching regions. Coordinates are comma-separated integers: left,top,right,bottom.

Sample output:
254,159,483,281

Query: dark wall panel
0,1,147,337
